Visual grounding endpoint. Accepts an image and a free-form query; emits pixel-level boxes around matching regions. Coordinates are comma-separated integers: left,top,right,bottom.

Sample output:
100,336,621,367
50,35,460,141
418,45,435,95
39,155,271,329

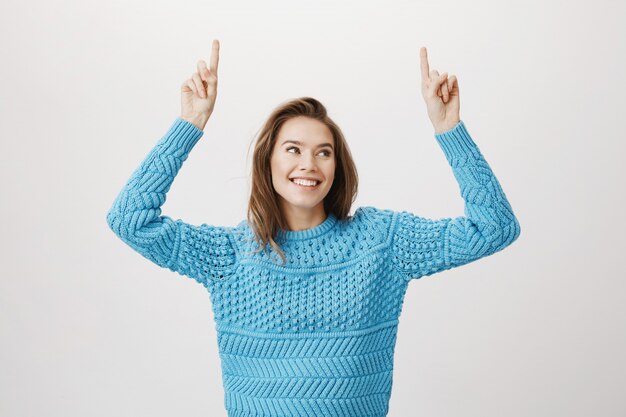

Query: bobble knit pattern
106,117,521,417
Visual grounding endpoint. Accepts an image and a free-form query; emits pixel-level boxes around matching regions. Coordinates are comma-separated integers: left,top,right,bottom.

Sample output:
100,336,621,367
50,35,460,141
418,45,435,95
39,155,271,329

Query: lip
290,177,322,181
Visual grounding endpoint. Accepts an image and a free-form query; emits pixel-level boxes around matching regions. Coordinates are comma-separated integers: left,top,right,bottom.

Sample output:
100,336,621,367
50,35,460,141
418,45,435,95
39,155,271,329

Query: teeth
292,178,319,186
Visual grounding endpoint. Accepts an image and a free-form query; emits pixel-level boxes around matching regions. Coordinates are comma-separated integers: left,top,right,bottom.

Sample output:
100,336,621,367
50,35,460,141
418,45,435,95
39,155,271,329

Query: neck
280,204,327,231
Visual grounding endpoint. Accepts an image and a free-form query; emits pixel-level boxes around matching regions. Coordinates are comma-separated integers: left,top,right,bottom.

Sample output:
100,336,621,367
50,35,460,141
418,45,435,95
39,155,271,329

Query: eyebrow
281,139,334,150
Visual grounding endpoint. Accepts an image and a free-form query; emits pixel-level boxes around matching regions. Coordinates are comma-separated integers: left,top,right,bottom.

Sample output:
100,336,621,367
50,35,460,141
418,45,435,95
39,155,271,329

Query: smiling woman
105,40,521,417
271,116,337,225
247,97,359,264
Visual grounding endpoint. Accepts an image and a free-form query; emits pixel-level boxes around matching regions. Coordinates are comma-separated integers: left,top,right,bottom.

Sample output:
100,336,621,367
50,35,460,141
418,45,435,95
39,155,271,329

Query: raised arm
388,47,520,280
389,120,521,280
106,39,237,287
105,118,237,287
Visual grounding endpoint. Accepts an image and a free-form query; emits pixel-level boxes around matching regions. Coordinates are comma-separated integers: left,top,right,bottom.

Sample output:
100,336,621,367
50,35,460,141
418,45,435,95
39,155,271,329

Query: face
270,116,336,216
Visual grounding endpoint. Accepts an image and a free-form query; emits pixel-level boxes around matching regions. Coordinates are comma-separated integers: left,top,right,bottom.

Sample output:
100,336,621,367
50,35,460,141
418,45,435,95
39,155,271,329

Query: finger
449,75,458,93
433,72,447,99
441,72,449,102
185,78,198,96
210,39,220,76
192,72,205,98
420,47,430,83
429,70,439,98
197,60,209,83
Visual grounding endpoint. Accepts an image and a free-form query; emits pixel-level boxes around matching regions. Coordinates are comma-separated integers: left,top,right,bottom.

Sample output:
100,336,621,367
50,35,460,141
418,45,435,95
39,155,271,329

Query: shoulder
352,205,395,224
228,218,263,253
177,221,239,259
179,220,235,241
343,206,397,247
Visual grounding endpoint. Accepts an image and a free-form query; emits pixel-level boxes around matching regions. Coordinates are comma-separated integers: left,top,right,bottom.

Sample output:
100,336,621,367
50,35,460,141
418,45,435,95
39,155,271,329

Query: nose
298,151,318,171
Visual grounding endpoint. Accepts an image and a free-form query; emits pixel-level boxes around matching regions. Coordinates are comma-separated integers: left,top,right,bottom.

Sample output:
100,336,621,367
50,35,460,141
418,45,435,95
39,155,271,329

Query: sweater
106,117,521,417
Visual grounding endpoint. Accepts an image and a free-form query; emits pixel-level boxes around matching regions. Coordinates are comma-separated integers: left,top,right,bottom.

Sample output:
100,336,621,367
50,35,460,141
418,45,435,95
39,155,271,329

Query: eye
286,146,332,157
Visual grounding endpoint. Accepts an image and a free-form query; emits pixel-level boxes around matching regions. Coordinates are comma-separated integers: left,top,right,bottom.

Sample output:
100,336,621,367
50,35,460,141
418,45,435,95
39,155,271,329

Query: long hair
245,97,359,266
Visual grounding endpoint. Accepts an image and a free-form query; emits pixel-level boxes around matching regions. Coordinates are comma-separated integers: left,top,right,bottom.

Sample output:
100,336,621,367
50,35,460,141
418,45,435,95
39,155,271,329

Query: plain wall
1,0,625,416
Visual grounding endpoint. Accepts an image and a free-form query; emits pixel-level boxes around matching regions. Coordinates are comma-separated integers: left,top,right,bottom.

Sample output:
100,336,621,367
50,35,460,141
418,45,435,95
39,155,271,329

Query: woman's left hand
420,47,461,134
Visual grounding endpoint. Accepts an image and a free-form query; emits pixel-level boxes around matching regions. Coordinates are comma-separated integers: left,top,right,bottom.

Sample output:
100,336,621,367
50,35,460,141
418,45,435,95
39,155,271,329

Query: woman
106,39,521,417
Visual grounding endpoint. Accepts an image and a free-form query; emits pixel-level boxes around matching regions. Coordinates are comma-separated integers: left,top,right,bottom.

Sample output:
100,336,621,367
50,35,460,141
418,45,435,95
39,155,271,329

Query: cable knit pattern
105,120,237,288
106,117,521,417
388,120,521,280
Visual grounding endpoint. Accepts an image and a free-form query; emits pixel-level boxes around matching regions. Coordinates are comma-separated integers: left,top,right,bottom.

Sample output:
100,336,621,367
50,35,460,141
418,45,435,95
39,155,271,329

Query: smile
290,178,321,189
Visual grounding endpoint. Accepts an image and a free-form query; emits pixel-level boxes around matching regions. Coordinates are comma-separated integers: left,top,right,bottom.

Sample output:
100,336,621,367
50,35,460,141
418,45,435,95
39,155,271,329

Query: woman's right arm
105,117,237,287
106,40,237,287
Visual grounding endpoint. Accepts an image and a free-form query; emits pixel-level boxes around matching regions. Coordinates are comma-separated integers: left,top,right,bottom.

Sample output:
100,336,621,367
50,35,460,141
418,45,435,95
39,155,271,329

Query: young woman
107,39,521,417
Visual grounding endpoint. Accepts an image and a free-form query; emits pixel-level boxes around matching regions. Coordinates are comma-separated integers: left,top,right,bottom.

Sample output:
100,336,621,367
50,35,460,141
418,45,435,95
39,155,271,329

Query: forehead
277,117,334,146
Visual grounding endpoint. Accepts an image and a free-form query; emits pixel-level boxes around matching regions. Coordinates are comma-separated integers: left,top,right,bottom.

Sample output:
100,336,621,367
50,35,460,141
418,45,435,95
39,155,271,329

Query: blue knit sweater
106,117,520,417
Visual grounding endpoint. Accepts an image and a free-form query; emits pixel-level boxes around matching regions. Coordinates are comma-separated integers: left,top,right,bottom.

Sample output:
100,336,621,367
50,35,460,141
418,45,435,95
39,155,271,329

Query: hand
180,39,220,130
420,47,461,134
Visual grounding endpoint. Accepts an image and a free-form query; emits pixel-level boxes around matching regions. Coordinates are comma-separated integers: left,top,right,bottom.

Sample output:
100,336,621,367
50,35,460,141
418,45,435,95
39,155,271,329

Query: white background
1,0,625,416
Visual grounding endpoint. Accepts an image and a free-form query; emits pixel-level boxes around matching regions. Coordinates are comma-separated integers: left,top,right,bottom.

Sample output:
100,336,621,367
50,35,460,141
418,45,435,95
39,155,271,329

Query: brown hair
244,96,359,266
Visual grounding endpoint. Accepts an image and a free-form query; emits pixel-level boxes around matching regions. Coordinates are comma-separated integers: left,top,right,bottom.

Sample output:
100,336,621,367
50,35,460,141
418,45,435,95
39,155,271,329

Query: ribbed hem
434,120,482,162
159,117,204,156
224,393,391,417
226,410,387,417
276,213,338,241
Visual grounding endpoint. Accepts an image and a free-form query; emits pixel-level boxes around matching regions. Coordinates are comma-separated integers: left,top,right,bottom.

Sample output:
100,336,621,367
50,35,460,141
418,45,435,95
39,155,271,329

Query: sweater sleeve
105,117,237,287
389,120,521,281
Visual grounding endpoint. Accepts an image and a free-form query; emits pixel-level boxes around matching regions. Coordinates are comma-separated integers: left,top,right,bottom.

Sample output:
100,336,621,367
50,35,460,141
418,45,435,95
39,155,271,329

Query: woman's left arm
390,120,521,280
389,47,521,280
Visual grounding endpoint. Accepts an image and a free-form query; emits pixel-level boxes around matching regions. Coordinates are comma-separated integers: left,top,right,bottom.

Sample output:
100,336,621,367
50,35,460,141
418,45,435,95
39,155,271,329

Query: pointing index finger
420,47,429,82
210,39,220,75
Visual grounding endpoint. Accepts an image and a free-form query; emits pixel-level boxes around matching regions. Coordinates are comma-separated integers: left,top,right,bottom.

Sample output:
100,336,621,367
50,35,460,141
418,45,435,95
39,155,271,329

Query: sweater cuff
159,117,205,156
434,120,482,162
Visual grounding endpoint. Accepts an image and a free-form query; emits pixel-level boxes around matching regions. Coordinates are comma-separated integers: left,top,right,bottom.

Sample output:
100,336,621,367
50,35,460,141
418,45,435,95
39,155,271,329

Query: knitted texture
106,117,521,417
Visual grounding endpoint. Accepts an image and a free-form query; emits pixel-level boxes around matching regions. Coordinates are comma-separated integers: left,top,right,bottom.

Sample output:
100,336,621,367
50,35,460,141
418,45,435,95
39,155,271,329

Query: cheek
269,157,289,183
272,162,284,177
269,154,280,174
327,162,336,181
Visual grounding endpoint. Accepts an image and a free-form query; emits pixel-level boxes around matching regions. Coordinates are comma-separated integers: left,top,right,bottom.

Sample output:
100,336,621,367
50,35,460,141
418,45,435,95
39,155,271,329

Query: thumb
430,72,448,97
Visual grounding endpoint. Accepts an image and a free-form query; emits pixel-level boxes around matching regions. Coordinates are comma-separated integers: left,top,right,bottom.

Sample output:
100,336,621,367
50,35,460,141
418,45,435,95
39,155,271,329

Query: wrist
434,119,461,135
181,113,210,131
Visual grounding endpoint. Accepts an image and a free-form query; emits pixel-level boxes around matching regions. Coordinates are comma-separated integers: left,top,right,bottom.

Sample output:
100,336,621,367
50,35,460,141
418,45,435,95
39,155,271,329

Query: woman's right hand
180,39,220,130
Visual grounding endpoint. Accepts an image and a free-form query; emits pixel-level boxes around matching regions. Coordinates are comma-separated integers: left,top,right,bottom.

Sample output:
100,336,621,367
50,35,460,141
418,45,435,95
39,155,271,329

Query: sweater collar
276,213,338,241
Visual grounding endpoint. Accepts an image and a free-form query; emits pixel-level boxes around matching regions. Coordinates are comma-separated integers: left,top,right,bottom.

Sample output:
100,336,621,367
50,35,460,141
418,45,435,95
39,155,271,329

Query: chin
288,199,324,210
